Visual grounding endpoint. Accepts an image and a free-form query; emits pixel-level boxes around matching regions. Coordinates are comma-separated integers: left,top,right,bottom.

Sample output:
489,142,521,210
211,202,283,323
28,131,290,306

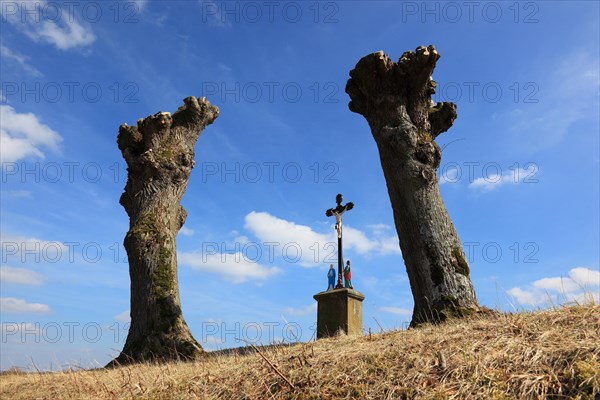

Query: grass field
1,304,598,399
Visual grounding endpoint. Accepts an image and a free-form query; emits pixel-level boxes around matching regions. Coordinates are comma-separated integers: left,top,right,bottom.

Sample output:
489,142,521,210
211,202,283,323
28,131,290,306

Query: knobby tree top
346,45,457,142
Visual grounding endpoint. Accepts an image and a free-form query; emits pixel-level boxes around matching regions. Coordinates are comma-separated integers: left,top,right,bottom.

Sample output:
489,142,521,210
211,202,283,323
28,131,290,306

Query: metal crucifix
326,193,354,289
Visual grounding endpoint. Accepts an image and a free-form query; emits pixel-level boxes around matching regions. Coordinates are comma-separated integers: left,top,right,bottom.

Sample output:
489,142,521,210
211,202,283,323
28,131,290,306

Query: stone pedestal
313,288,365,339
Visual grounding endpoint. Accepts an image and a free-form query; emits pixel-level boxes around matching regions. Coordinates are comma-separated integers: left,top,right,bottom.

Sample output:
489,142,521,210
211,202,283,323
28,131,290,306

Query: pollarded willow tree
345,46,480,326
109,96,219,366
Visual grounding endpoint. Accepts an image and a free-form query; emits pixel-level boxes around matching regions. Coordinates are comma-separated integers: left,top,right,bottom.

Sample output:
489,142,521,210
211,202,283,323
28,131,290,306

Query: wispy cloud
0,266,45,285
1,1,95,50
1,297,51,314
507,267,600,307
218,63,232,72
0,44,43,77
7,190,33,199
0,105,63,162
134,0,148,11
179,226,195,236
468,165,538,192
505,49,600,149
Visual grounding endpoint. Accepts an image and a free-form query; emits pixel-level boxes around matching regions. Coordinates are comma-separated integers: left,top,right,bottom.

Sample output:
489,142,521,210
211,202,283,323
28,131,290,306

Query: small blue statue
327,264,336,291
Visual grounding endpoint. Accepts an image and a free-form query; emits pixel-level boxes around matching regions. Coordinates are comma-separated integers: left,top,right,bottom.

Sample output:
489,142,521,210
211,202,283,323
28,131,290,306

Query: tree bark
345,46,480,326
108,96,219,366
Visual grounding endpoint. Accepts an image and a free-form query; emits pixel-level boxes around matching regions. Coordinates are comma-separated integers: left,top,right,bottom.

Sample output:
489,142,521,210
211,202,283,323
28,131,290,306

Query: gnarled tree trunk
109,96,219,366
346,46,480,326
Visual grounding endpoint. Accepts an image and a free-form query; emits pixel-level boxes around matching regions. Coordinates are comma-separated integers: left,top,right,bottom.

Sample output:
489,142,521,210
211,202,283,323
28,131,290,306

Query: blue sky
1,0,599,370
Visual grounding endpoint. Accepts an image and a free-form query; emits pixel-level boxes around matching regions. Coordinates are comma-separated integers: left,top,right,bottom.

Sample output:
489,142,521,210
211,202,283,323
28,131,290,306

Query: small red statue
344,260,353,289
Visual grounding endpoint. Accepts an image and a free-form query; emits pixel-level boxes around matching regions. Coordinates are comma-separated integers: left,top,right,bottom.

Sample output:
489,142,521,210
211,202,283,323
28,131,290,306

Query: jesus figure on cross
326,193,354,289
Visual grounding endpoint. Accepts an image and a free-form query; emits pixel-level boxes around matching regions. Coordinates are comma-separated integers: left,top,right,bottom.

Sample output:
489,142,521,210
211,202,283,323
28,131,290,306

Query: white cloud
0,234,67,263
364,224,402,255
35,20,95,50
114,310,130,322
243,212,400,267
244,211,330,267
0,44,43,77
371,229,401,255
134,0,148,11
533,276,581,293
7,190,33,199
507,267,600,307
380,306,412,316
0,105,63,162
1,1,95,50
506,287,540,306
1,297,50,314
179,226,195,236
0,266,45,285
343,226,379,253
233,235,250,245
438,166,459,185
218,63,232,72
178,251,281,284
365,224,390,235
568,267,600,287
468,166,538,192
285,303,317,317
179,214,401,282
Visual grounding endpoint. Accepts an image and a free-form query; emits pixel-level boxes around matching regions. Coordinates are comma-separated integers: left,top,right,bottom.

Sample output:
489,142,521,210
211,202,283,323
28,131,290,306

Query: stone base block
313,288,365,339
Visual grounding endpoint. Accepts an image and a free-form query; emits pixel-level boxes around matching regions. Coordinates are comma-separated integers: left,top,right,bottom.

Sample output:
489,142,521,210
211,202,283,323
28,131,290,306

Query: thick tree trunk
108,96,219,366
345,46,480,326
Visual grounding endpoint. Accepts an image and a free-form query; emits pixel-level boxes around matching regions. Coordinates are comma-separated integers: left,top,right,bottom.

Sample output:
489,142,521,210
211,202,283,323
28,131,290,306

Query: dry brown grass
1,304,598,399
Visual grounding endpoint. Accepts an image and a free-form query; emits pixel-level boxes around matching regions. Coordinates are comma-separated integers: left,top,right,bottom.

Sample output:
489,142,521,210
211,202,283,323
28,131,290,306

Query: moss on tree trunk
345,46,480,326
108,96,219,366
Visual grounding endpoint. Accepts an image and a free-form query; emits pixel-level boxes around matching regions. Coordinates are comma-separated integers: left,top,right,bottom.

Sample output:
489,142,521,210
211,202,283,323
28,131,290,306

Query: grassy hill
1,304,598,399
